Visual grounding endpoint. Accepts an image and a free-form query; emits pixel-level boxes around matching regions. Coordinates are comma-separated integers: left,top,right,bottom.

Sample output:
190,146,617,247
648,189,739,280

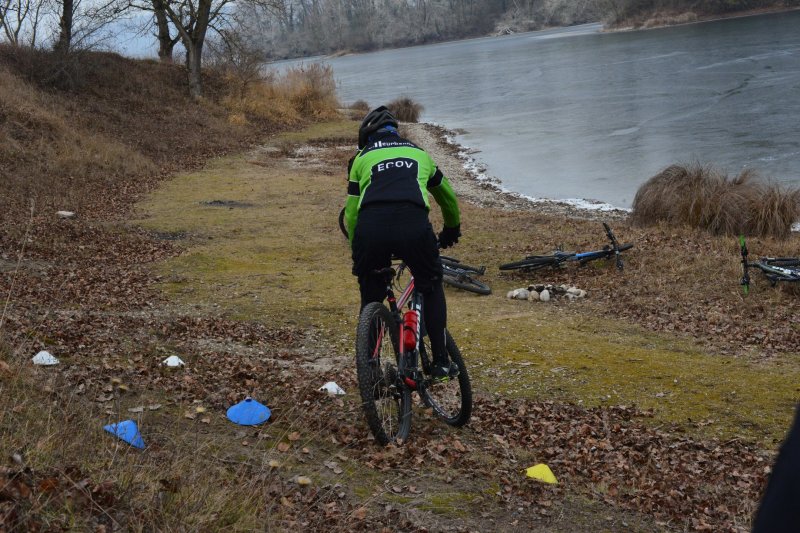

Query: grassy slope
136,119,800,448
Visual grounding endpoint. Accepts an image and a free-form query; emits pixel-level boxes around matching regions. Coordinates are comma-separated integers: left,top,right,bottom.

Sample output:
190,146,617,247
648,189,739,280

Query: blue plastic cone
104,420,145,449
226,397,271,426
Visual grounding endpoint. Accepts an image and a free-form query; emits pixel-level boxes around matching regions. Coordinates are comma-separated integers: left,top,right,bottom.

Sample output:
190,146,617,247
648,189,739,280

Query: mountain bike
355,260,472,445
499,222,633,272
739,235,800,294
339,207,491,295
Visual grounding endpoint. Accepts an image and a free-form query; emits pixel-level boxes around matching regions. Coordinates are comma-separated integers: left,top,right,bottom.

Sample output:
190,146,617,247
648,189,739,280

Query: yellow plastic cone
525,463,558,484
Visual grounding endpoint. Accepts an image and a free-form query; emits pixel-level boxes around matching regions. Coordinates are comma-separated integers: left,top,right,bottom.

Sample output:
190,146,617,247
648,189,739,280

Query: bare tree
0,0,47,46
48,0,129,52
205,24,264,95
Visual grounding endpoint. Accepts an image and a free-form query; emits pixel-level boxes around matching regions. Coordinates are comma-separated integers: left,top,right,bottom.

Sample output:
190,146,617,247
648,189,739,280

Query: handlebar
739,235,751,295
603,222,625,271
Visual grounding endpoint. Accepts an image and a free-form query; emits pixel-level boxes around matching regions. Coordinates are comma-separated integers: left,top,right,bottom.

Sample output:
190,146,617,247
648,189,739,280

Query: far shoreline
604,5,800,33
271,6,800,64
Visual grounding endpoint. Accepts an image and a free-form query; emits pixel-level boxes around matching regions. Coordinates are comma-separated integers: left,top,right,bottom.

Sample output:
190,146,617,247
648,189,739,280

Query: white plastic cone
319,381,346,395
32,351,59,366
162,355,185,367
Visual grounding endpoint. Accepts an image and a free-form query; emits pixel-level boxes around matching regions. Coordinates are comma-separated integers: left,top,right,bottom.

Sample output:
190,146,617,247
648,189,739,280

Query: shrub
282,63,339,119
631,164,800,239
387,96,423,122
350,99,370,114
223,63,340,125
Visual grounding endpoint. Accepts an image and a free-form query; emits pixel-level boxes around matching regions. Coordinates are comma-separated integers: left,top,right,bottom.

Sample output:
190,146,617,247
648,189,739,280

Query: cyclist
344,106,461,382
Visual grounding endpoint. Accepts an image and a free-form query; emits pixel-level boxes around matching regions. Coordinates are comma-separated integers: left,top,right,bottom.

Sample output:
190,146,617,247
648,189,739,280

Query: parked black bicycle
739,235,800,294
355,260,472,445
339,208,490,295
499,222,633,272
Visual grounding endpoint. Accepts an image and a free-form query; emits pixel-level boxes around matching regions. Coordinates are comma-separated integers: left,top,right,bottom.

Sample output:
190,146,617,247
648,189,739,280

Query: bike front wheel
420,330,472,427
355,302,412,445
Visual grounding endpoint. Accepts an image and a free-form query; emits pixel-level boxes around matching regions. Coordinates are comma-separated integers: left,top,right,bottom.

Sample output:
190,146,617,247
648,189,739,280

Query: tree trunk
55,0,74,52
162,0,213,98
187,40,203,99
153,0,176,62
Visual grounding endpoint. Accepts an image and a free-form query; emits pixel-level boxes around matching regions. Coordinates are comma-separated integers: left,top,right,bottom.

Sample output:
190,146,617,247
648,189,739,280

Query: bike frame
521,223,627,270
375,264,426,391
739,236,800,292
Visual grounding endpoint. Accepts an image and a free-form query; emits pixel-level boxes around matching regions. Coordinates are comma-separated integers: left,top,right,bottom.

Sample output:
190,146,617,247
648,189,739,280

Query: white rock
528,290,540,301
162,355,185,367
539,290,551,302
514,289,530,300
32,350,59,365
319,381,346,395
56,211,76,219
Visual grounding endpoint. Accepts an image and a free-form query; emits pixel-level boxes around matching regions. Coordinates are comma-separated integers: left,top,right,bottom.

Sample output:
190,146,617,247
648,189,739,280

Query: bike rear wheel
499,255,560,271
419,331,472,427
442,271,492,295
355,302,412,445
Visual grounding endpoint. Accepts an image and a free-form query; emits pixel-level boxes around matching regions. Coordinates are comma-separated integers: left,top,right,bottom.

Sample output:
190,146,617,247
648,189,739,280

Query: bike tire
419,331,472,427
766,258,800,268
355,302,412,445
499,256,560,271
440,256,484,274
338,208,348,239
442,272,492,295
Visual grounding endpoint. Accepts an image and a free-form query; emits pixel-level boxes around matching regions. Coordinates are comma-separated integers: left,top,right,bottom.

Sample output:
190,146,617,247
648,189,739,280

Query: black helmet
358,106,398,149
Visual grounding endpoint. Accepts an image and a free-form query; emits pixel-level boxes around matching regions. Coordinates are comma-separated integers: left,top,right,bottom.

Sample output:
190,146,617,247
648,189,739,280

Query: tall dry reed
631,164,800,239
387,96,423,122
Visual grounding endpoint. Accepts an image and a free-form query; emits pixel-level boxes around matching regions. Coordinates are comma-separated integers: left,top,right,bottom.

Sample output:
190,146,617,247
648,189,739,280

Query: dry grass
0,65,156,216
225,63,340,126
0,46,342,224
631,164,800,239
387,96,424,122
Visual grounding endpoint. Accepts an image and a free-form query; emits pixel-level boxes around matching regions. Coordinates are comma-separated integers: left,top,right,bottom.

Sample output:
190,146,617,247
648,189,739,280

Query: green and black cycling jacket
344,132,460,245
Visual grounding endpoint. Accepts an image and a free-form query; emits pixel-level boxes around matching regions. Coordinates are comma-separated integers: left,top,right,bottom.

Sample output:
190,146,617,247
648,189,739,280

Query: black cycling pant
352,203,448,364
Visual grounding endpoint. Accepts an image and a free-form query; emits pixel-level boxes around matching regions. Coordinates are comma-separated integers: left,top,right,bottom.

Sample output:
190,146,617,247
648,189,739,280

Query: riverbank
606,4,800,32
